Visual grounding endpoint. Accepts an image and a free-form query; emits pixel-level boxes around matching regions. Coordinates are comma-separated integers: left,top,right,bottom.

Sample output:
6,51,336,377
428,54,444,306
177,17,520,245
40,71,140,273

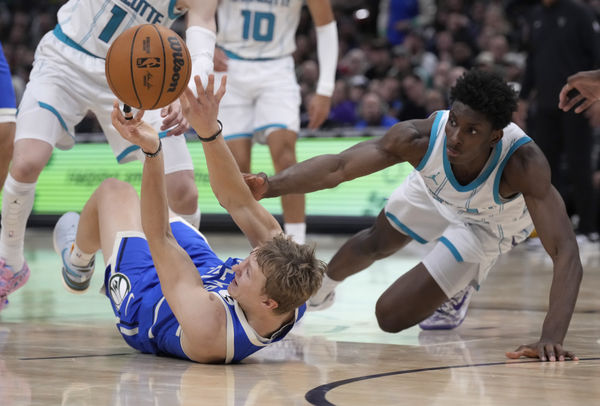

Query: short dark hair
449,69,517,130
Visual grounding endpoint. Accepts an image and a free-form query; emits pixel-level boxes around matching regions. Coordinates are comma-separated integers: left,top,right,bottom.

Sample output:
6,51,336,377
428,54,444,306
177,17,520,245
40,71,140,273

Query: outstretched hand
160,99,189,136
111,102,160,153
180,74,227,138
558,69,600,113
506,341,578,362
242,172,269,200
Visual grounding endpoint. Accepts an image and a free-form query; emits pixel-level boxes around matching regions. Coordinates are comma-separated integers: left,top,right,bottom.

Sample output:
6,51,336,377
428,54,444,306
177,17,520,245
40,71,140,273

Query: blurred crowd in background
0,0,599,236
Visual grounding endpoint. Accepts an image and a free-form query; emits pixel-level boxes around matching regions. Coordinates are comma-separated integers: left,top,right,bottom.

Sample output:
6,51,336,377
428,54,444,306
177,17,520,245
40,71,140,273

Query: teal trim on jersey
224,133,253,141
385,212,428,244
254,123,287,132
219,47,278,61
38,102,71,136
53,24,102,59
439,236,464,262
443,137,502,192
116,131,169,162
416,110,444,171
168,0,185,19
493,136,532,205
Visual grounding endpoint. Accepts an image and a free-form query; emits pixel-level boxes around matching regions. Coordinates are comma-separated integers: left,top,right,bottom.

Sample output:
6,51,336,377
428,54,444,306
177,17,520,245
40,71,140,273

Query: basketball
105,24,191,110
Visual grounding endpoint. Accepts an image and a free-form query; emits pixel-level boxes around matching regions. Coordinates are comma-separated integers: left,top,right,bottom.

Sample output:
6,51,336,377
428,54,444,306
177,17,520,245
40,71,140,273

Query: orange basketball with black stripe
105,24,191,110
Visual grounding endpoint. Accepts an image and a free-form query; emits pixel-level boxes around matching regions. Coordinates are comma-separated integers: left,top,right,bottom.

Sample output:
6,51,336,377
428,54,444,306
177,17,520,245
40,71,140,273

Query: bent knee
99,178,136,197
375,297,413,333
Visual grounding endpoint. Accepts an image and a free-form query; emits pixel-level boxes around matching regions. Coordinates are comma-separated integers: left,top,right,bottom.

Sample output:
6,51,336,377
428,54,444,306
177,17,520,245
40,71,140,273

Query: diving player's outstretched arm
244,116,434,201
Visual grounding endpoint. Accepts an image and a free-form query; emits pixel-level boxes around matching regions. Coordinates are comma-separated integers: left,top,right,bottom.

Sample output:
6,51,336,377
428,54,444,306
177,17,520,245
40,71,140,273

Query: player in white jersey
0,0,219,310
213,0,338,244
245,70,583,362
53,74,325,363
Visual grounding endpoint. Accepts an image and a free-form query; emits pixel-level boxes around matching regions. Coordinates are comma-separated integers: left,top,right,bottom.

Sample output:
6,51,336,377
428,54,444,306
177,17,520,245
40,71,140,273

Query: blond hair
255,234,326,314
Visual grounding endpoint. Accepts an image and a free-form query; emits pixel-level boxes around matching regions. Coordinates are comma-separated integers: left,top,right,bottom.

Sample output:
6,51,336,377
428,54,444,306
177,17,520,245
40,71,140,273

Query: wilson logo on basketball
136,57,161,68
167,36,185,92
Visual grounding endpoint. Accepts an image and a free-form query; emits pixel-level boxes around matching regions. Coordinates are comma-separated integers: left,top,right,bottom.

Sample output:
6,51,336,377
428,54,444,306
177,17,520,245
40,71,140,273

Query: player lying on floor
52,75,325,363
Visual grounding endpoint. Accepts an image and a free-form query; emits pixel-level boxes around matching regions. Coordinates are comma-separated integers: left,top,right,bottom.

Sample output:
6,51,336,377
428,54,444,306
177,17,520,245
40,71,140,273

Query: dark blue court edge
20,352,135,360
305,357,600,406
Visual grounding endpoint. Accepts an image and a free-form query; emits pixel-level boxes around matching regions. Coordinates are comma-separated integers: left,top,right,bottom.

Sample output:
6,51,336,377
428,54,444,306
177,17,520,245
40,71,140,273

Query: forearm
265,154,345,198
140,142,171,242
199,126,255,209
541,255,582,343
315,21,338,97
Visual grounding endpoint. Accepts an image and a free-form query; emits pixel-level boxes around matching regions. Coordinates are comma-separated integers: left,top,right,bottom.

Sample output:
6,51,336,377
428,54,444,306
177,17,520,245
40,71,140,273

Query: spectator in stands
355,91,398,129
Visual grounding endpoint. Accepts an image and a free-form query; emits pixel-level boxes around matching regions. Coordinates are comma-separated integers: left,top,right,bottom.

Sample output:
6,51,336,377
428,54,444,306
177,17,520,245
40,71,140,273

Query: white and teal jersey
416,110,533,237
217,0,303,60
56,0,186,58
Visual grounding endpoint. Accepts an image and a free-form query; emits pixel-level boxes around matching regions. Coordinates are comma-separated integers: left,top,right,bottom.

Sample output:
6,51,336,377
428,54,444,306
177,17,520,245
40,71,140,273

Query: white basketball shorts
384,171,532,298
214,55,301,144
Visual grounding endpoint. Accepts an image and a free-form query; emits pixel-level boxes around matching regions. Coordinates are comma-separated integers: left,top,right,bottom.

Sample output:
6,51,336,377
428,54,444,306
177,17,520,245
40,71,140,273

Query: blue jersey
0,42,16,114
104,220,305,363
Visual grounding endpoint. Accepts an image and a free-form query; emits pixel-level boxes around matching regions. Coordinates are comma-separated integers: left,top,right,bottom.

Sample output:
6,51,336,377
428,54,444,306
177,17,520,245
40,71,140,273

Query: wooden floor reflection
1,229,599,405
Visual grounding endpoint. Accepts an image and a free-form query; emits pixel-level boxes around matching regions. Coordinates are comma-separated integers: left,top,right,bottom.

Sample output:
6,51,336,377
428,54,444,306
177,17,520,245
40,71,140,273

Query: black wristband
197,120,223,142
142,139,162,158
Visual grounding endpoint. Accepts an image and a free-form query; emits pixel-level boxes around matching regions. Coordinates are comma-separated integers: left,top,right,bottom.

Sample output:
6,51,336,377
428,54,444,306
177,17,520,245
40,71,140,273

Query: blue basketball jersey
0,42,16,111
104,220,306,363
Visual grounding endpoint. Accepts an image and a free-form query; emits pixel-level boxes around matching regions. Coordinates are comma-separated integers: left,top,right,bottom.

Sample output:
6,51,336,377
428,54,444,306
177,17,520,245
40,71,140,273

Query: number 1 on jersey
99,5,127,43
241,10,275,42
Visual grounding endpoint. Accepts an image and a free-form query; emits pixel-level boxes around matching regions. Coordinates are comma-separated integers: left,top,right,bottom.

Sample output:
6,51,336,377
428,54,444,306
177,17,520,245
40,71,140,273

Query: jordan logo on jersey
109,273,132,311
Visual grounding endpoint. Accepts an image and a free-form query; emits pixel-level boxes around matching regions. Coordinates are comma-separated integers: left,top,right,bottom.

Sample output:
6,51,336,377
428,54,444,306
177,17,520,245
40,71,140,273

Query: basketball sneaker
0,258,30,311
419,285,475,330
307,290,336,311
53,212,95,294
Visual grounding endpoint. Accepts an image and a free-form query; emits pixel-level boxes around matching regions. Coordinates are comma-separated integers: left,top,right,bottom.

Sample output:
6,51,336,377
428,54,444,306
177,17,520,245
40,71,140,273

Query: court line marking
20,352,135,360
305,357,600,406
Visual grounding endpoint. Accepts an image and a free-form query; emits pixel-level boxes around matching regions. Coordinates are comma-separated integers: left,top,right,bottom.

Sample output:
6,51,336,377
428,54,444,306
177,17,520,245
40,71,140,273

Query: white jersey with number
217,0,303,60
57,0,185,58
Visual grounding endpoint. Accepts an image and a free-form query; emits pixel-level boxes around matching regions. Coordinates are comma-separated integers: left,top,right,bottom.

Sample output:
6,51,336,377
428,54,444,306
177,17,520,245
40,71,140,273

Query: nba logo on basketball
136,57,161,68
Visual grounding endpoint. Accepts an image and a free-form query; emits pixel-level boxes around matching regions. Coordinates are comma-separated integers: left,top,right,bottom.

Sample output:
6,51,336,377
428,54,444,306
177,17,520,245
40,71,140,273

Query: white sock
284,222,306,244
311,274,340,303
177,208,201,229
0,174,36,271
69,243,95,268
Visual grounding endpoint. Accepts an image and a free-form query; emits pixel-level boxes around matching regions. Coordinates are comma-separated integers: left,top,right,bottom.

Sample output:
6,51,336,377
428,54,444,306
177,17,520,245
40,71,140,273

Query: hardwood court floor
1,229,599,405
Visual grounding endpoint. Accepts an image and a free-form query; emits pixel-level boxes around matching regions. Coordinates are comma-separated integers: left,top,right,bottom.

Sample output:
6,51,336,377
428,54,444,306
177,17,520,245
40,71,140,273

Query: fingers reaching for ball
181,74,227,137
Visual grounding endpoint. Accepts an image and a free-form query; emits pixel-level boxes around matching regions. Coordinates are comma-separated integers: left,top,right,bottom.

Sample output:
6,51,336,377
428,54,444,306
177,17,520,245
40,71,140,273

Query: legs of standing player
0,137,53,273
165,169,199,228
267,128,306,244
0,121,14,190
0,137,51,308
